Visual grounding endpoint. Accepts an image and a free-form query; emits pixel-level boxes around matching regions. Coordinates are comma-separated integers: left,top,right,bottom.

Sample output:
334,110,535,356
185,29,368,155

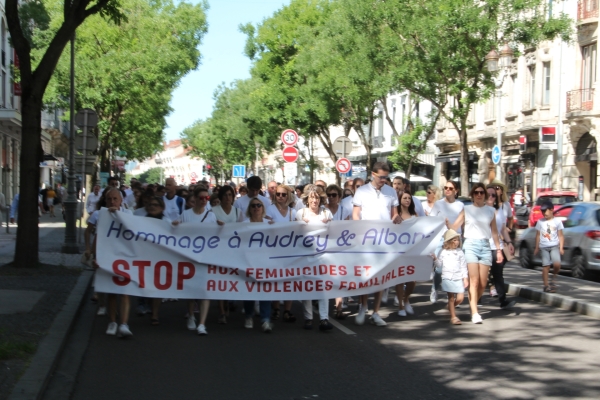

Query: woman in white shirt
173,186,219,336
395,191,418,317
296,185,333,331
452,183,502,324
243,198,274,333
423,185,441,216
326,184,350,319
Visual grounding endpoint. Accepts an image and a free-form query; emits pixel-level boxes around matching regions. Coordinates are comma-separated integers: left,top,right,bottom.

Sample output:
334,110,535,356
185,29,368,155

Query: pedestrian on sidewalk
432,229,468,325
534,202,564,293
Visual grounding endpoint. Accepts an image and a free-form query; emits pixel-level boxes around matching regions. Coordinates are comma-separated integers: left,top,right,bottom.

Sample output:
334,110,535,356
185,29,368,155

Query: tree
341,0,572,194
7,0,125,266
136,167,163,185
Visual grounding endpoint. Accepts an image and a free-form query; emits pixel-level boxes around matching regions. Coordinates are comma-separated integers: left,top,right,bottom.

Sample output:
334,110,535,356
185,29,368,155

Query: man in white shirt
267,181,278,203
163,177,184,221
234,176,271,214
86,185,102,215
352,162,400,326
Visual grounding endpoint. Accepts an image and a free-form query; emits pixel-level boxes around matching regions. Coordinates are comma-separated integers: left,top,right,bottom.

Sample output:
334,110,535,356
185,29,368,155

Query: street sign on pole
281,129,298,147
282,146,299,163
332,136,353,158
336,158,352,174
492,145,502,165
283,162,297,178
232,165,246,178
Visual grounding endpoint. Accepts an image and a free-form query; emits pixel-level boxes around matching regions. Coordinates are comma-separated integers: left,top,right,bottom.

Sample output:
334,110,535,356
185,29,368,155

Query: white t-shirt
178,208,217,225
296,207,333,223
266,204,297,222
163,195,182,222
341,195,354,210
422,201,434,216
212,205,243,223
500,201,513,219
352,183,398,220
430,198,465,233
87,207,132,225
490,207,507,250
234,194,271,215
536,218,564,248
463,204,496,240
86,192,102,214
329,204,351,221
413,196,426,217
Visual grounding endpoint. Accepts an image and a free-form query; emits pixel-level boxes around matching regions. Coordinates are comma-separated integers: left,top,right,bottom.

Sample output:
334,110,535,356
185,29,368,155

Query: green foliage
136,167,163,184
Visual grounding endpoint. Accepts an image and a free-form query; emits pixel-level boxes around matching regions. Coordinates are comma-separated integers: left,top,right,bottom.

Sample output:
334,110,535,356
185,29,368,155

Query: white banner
95,210,444,300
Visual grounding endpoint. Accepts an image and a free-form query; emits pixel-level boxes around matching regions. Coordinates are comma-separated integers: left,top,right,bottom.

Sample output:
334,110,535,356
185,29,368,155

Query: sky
163,0,289,142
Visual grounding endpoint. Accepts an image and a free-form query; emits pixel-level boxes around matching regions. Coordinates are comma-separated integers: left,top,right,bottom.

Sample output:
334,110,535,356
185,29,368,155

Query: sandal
335,310,346,320
272,308,280,320
450,317,461,325
283,310,296,323
151,318,160,326
543,285,556,293
304,319,313,330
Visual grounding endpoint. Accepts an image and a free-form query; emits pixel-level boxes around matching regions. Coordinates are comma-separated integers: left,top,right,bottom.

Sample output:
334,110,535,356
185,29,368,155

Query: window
582,43,597,94
565,205,587,227
391,99,396,127
543,62,551,105
485,95,496,120
529,65,536,108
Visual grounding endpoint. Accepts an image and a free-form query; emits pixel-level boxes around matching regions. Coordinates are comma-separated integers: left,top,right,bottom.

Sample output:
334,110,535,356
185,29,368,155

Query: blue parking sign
232,165,246,178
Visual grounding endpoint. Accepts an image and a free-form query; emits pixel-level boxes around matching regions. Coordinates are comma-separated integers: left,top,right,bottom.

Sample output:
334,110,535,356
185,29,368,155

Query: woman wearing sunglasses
428,181,463,303
265,185,298,323
243,198,275,333
395,191,418,317
452,183,502,324
172,186,219,336
296,185,334,331
423,185,441,216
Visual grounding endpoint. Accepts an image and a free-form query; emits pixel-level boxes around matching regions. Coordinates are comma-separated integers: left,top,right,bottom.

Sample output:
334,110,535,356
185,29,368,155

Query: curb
505,281,600,320
8,270,94,400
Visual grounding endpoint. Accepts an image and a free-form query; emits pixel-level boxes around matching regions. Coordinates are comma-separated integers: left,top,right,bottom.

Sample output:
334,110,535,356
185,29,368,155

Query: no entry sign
282,146,299,163
336,158,351,174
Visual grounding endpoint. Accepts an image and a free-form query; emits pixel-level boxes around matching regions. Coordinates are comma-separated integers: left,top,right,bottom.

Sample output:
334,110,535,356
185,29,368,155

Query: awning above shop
435,151,478,163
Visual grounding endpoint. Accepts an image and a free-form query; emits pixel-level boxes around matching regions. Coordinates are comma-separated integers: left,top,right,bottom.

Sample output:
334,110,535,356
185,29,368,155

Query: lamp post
485,43,514,181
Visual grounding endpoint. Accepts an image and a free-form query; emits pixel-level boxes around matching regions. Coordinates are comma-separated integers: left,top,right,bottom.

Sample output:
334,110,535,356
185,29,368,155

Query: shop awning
435,151,478,163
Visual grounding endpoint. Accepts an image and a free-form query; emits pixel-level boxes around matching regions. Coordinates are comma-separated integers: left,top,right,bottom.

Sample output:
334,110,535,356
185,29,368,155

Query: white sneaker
262,321,273,333
471,313,483,324
370,312,387,326
117,324,133,338
398,310,407,317
196,324,207,335
381,288,389,304
393,296,399,307
355,308,366,325
97,306,107,316
430,287,438,304
404,303,414,315
187,316,196,331
106,322,118,335
244,318,253,329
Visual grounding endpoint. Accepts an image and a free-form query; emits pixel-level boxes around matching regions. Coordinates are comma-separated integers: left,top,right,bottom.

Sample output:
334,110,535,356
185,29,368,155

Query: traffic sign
492,145,501,165
281,129,298,147
332,136,353,158
336,158,352,174
282,146,299,163
232,165,246,178
283,162,297,178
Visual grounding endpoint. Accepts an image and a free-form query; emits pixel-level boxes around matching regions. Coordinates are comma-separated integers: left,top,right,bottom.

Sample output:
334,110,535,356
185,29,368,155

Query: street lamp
486,43,514,181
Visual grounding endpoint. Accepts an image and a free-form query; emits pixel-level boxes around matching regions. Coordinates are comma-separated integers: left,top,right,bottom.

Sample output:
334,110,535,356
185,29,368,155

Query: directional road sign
232,165,246,178
281,129,298,147
282,146,299,163
336,158,352,174
284,162,297,178
492,145,501,165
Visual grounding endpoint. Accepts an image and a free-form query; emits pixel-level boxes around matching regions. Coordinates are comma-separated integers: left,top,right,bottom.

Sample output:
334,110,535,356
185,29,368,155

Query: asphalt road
45,283,600,400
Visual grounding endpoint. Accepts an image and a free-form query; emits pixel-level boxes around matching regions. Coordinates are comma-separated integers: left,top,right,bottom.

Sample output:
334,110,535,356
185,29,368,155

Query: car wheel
520,243,533,269
571,253,588,279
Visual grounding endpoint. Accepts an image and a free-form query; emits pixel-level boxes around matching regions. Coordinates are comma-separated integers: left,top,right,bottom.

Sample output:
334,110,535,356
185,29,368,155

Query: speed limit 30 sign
281,129,298,147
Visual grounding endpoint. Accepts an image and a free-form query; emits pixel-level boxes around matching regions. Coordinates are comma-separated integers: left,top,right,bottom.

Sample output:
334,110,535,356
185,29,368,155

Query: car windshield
535,196,577,206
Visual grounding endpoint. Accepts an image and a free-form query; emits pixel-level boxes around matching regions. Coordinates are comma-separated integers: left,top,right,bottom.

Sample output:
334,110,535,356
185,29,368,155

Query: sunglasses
250,203,263,208
443,186,454,191
488,193,497,198
473,190,485,195
327,193,338,198
495,186,502,191
373,173,390,181
197,195,210,201
276,192,288,197
426,191,433,195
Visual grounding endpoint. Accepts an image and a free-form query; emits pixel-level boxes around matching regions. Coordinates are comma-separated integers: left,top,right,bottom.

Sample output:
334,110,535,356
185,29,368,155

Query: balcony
567,89,595,113
578,0,598,20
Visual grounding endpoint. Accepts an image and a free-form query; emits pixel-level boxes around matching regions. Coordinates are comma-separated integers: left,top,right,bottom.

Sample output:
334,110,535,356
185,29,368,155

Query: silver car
517,202,600,279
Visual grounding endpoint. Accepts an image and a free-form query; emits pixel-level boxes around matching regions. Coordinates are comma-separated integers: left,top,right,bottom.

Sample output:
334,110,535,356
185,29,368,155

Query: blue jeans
244,301,271,323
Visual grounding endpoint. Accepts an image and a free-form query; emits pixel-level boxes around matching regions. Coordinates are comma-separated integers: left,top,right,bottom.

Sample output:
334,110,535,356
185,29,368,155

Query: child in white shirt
534,202,564,293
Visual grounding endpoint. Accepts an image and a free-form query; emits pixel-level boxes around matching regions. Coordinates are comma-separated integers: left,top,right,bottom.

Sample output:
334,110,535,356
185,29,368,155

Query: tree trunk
14,97,43,267
459,127,469,196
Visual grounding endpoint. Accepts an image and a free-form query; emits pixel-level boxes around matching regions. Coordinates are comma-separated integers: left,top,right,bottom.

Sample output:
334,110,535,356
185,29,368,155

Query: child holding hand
432,229,469,325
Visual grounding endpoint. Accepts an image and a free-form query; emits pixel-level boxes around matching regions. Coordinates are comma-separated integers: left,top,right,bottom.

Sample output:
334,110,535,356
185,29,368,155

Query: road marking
313,305,356,335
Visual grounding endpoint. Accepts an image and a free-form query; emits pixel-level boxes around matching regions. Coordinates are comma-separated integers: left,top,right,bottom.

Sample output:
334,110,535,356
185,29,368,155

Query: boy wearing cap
534,202,564,292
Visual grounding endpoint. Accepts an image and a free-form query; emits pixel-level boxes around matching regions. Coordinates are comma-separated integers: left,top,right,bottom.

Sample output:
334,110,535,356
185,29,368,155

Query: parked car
528,191,577,227
517,202,599,279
